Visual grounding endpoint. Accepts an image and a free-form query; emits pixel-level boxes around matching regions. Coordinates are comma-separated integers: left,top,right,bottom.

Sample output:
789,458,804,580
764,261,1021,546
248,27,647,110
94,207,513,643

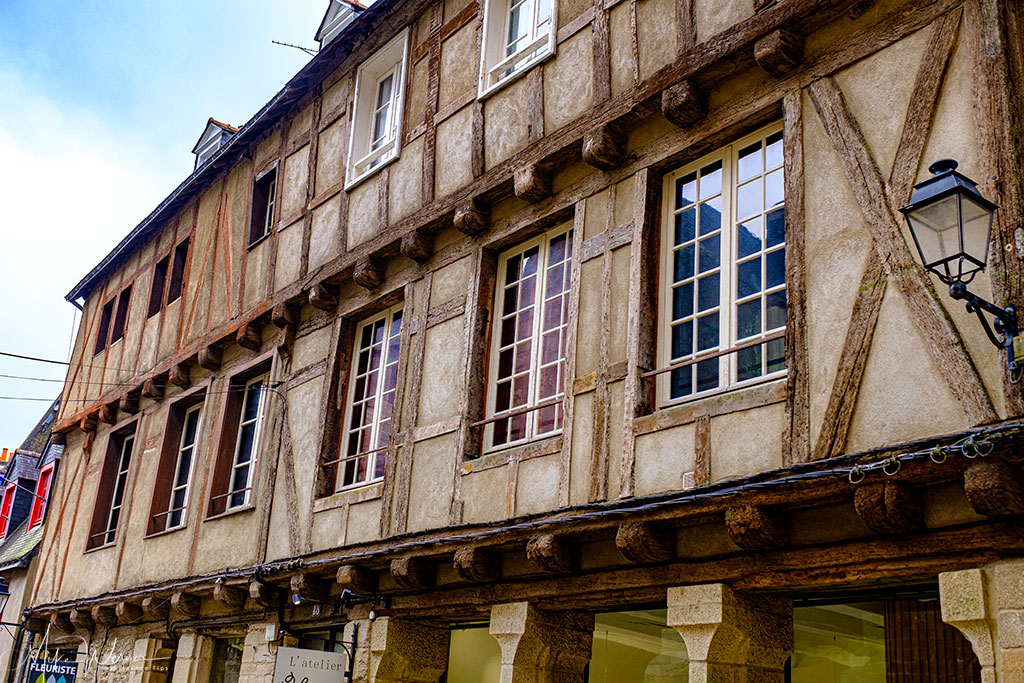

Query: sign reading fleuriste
28,659,78,683
273,647,349,683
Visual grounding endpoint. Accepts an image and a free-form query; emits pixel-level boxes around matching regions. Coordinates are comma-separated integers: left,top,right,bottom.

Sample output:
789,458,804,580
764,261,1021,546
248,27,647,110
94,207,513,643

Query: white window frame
658,122,787,408
336,303,404,492
483,224,573,453
346,29,410,189
103,432,136,545
166,402,203,530
478,0,557,97
226,374,269,510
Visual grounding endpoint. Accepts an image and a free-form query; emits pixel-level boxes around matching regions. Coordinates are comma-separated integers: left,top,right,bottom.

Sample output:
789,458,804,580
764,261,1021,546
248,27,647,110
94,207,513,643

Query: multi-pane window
485,226,573,451
227,375,267,509
480,0,555,95
110,285,133,345
338,305,403,491
249,167,278,246
28,462,55,528
167,404,202,529
347,30,409,187
660,123,786,405
88,427,137,549
94,297,115,355
147,238,190,318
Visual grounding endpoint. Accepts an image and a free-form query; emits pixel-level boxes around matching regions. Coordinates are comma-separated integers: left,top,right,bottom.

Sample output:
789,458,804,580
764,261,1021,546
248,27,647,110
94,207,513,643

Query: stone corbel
489,602,594,682
369,617,449,683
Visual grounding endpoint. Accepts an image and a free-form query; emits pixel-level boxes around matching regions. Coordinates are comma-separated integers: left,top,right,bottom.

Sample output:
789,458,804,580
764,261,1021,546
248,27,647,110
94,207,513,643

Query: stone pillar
239,623,284,683
666,583,792,683
488,602,594,683
128,636,177,683
170,633,213,683
368,617,449,683
940,559,1024,683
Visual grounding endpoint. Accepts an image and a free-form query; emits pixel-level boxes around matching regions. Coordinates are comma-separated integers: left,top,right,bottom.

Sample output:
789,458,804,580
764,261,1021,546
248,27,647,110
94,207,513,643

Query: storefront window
588,609,688,682
445,625,501,683
210,638,244,683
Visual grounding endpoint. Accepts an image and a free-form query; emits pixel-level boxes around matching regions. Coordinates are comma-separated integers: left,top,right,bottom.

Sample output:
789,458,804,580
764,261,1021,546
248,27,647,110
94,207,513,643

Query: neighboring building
0,399,61,681
20,0,1024,680
192,119,239,170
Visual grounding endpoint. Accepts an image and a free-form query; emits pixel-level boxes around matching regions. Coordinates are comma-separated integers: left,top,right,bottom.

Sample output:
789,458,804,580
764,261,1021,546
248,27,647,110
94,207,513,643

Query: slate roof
0,520,43,572
18,398,59,455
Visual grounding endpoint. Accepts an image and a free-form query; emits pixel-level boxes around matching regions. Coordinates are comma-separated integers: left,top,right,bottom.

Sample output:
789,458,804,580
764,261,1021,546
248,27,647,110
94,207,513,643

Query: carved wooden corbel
50,612,74,634
236,322,262,351
309,283,338,311
141,596,170,620
582,124,626,171
23,616,48,634
98,402,118,425
453,547,500,582
853,481,923,533
249,580,280,609
353,257,386,290
291,574,329,603
272,302,300,329
616,521,674,563
661,79,707,129
453,200,489,237
142,373,167,401
91,605,118,627
390,556,436,590
69,608,94,630
400,229,434,264
170,592,200,619
213,583,247,609
170,363,191,390
514,164,552,204
198,345,222,371
526,534,575,573
964,461,1024,517
115,601,143,623
725,505,789,549
754,29,803,77
336,564,376,594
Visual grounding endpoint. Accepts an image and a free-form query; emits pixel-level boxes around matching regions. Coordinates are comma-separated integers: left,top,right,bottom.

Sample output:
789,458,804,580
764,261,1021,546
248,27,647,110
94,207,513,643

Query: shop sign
273,647,349,683
28,659,78,683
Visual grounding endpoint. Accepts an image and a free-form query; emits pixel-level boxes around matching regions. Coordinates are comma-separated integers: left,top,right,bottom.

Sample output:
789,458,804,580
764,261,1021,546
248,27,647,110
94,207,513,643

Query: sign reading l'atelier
273,647,350,683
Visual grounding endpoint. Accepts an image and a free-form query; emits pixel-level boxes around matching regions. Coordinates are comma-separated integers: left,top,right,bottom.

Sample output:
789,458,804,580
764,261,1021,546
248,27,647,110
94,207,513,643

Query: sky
0,1,329,449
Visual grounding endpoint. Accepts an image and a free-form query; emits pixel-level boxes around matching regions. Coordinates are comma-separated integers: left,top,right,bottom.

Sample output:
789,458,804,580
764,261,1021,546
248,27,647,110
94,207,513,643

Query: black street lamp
900,159,1020,374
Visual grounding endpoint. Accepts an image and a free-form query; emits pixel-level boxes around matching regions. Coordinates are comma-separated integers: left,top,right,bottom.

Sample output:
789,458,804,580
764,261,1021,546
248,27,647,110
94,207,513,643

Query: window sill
635,376,787,436
144,523,188,540
463,434,563,474
314,481,384,513
84,540,117,554
477,47,555,100
247,233,271,251
344,152,400,193
204,503,256,522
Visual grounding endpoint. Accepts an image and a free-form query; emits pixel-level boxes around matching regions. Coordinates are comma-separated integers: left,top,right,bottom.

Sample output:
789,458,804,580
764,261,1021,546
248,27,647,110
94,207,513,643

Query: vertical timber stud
369,617,449,683
489,603,594,683
668,584,793,682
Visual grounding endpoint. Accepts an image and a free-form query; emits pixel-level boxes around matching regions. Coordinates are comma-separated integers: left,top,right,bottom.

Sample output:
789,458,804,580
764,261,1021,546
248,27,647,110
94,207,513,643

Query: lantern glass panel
960,194,994,273
906,194,961,271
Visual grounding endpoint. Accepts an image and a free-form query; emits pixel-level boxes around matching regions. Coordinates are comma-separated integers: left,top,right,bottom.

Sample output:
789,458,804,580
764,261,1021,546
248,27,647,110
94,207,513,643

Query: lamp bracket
948,282,1020,372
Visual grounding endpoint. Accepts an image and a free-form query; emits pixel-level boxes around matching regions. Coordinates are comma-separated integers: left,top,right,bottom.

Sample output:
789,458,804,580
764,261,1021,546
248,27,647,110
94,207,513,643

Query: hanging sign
28,659,78,683
273,647,349,683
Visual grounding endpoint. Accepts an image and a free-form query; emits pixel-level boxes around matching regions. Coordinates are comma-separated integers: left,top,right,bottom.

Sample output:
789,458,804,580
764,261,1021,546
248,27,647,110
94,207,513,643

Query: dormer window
315,0,366,49
192,118,238,170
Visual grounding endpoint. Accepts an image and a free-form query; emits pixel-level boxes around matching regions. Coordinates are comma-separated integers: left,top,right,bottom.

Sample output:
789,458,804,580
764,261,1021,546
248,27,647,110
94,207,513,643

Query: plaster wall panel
460,465,508,523
543,29,592,133
552,161,592,195
309,195,342,271
243,241,270,312
322,74,351,118
316,118,348,195
291,103,315,142
608,246,630,363
139,316,160,375
346,178,381,249
918,37,1005,417
184,180,224,344
293,325,333,371
605,380,625,496
636,0,674,82
191,511,261,576
406,58,428,133
430,256,473,308
274,221,304,293
695,0,751,43
584,188,609,240
559,0,590,29
609,3,633,97
281,145,310,221
845,289,968,452
834,27,928,183
613,175,635,226
122,271,150,377
575,259,603,375
256,130,282,171
345,498,384,544
406,433,458,532
158,302,182,362
311,505,347,550
415,11,433,52
515,453,560,515
440,24,476,111
435,107,474,198
803,0,913,61
265,378,323,560
709,402,784,481
444,0,474,21
484,77,530,169
634,422,696,496
569,392,594,504
417,317,464,425
626,116,677,155
389,136,424,223
225,161,252,322
802,93,874,450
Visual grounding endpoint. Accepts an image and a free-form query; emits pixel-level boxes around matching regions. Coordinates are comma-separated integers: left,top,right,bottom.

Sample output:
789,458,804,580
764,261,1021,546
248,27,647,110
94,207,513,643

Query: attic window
94,298,115,355
148,256,169,318
168,238,190,303
109,285,133,345
249,166,278,246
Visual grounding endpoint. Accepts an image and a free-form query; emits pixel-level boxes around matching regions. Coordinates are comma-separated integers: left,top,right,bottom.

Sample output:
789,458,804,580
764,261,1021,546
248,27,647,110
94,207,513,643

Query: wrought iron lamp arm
948,282,1019,369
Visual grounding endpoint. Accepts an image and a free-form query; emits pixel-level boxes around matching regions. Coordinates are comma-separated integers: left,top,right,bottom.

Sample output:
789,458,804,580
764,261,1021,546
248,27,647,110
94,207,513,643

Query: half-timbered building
18,0,1024,679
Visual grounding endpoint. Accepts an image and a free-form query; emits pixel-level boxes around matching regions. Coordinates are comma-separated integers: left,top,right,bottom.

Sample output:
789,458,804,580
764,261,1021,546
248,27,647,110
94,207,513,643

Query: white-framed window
484,225,573,451
103,432,135,545
167,403,203,529
659,122,786,406
337,304,403,491
346,29,410,188
479,0,556,96
227,374,268,509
